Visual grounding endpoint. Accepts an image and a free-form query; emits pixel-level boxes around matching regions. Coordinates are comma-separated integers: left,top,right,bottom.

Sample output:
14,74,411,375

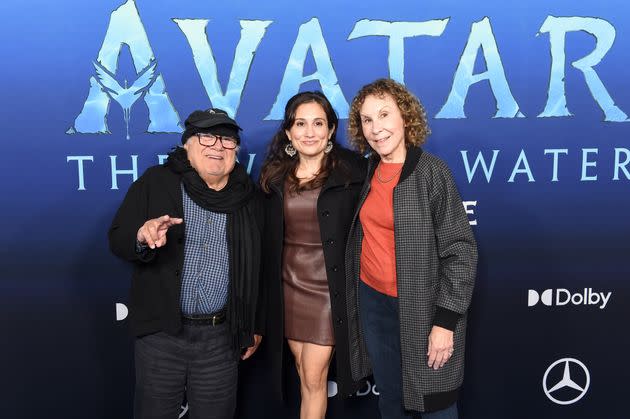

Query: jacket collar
269,179,283,197
399,146,423,183
367,146,423,184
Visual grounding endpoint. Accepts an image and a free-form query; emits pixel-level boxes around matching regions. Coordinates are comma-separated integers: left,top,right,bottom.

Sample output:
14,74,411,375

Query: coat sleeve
108,173,157,263
429,160,478,331
253,192,267,336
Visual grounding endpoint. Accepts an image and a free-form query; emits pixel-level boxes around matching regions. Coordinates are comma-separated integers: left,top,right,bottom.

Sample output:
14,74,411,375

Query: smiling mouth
373,136,390,144
205,154,224,160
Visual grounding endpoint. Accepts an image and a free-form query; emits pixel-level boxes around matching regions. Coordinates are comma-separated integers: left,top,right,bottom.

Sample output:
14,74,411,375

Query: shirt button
322,210,330,217
331,265,339,272
208,218,212,225
327,239,334,246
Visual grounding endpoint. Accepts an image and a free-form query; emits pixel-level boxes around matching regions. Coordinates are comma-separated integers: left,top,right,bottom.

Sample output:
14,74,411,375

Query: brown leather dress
282,184,334,345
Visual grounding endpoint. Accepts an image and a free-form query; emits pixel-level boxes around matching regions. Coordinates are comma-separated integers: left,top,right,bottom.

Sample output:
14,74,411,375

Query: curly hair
347,78,431,154
259,91,347,194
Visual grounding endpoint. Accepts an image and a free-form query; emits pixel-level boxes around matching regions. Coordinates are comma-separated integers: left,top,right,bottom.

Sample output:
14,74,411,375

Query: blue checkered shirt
180,187,229,315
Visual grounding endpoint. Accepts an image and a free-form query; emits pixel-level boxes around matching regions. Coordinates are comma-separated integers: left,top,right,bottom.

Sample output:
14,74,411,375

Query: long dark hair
260,91,342,194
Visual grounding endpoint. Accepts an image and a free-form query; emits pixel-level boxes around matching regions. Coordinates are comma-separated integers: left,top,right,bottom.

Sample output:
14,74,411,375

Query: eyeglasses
196,133,238,149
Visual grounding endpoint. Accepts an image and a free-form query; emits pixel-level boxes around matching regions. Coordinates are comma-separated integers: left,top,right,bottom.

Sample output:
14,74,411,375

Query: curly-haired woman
345,78,477,419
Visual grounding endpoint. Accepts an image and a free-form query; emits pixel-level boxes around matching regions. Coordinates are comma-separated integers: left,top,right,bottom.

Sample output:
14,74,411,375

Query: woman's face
285,102,334,160
359,93,407,162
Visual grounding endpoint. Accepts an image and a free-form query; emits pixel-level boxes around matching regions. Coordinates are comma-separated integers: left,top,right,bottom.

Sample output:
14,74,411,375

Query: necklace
376,162,403,183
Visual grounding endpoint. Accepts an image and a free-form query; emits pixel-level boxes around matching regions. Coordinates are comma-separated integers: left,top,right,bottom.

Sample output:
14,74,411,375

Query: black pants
134,322,238,419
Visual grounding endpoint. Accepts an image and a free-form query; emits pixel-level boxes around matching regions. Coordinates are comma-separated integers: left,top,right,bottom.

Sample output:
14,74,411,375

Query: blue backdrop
1,0,628,417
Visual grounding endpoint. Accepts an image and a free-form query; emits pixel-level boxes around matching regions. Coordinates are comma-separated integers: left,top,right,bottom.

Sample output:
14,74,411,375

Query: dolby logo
528,288,611,309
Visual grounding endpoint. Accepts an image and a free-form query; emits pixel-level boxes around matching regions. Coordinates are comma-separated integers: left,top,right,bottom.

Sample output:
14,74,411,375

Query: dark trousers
359,281,458,419
134,322,238,419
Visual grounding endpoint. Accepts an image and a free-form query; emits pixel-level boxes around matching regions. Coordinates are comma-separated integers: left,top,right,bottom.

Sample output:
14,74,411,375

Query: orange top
359,162,403,297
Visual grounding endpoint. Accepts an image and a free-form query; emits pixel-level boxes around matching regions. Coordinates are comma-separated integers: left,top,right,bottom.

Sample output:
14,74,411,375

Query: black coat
108,164,265,345
260,147,367,399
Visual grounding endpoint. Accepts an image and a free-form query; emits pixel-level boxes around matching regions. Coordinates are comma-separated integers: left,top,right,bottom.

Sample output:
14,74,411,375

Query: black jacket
260,147,367,398
108,164,265,345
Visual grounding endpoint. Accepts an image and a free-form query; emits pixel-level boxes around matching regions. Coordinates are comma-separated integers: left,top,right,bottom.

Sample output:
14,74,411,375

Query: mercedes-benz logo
542,358,590,405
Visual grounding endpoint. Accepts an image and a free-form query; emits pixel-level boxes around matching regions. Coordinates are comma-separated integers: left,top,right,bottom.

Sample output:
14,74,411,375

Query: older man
108,108,264,419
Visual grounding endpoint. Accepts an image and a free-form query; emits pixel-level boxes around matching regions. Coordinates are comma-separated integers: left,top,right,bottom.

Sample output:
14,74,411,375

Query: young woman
260,91,366,418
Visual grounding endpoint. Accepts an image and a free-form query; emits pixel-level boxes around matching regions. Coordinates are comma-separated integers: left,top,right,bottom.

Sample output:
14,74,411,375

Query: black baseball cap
181,108,242,144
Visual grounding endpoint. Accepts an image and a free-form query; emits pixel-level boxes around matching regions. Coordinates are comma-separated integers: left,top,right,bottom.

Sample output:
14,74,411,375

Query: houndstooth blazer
345,147,477,412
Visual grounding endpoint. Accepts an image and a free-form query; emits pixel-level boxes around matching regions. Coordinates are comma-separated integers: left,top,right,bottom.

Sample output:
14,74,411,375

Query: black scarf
166,147,261,352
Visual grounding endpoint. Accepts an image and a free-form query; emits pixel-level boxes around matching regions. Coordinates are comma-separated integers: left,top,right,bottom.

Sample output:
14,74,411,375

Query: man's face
184,133,238,186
